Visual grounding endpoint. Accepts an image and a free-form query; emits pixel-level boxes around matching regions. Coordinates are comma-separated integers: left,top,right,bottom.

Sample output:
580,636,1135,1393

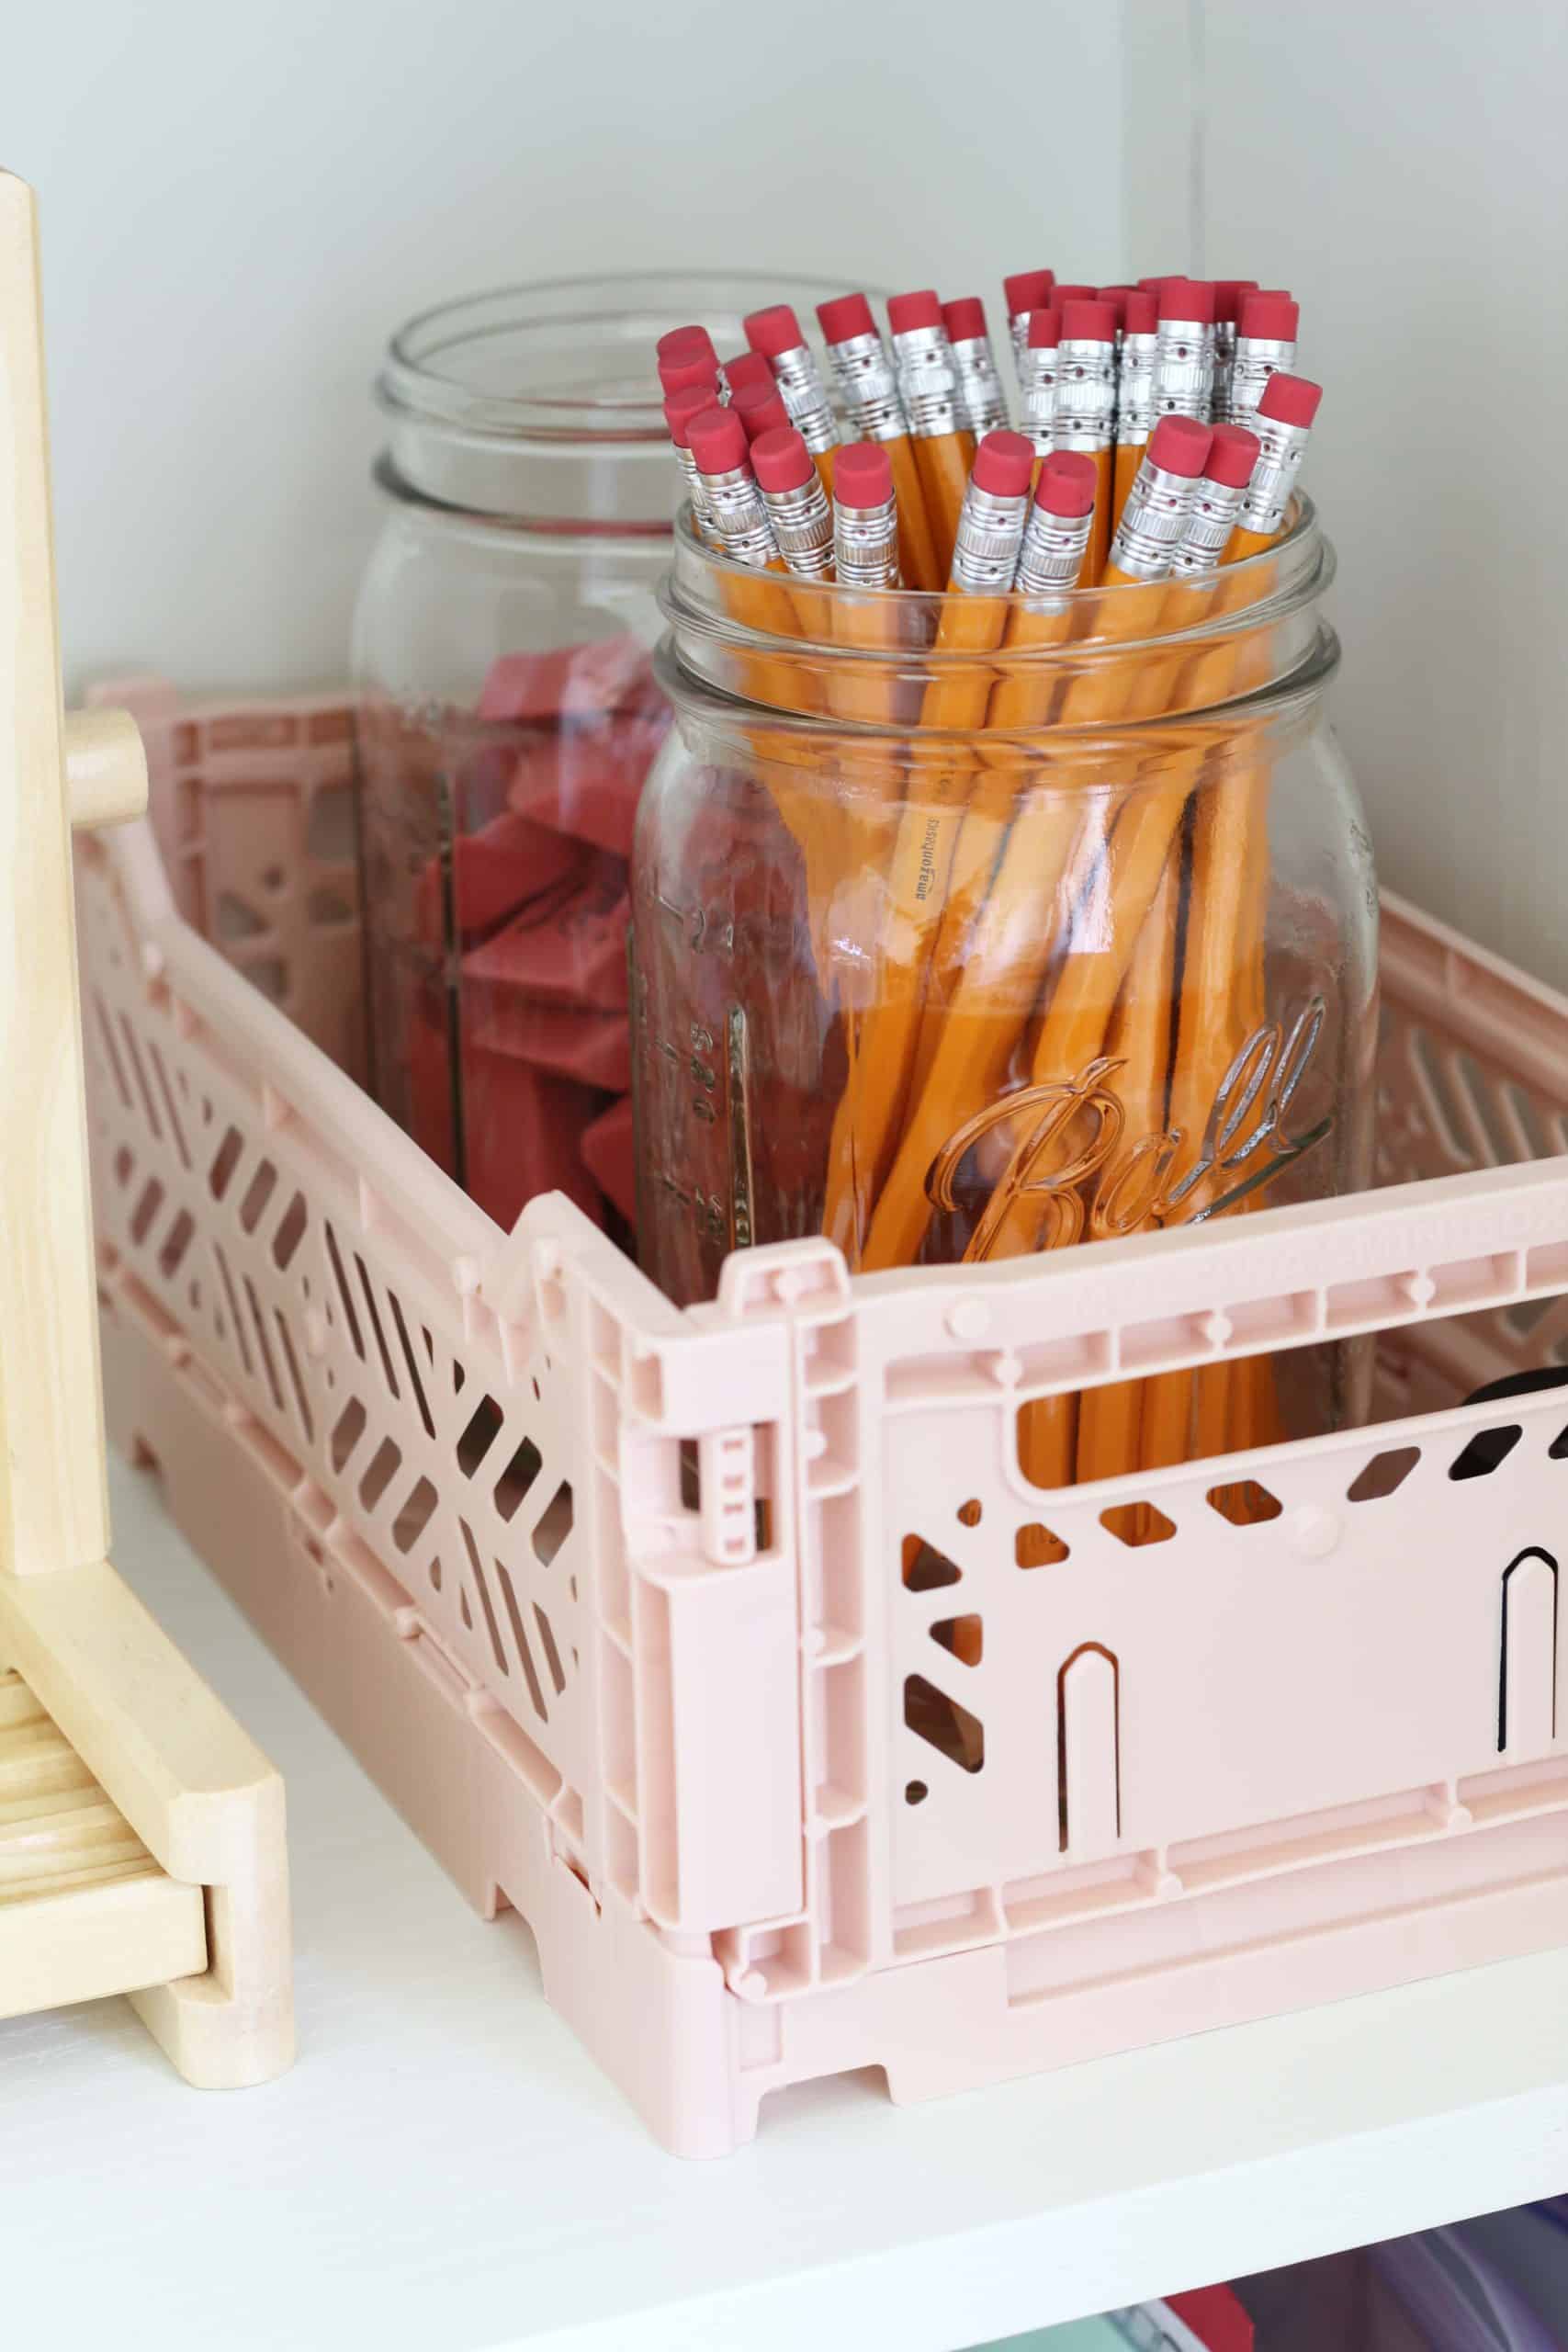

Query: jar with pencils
632,480,1376,1483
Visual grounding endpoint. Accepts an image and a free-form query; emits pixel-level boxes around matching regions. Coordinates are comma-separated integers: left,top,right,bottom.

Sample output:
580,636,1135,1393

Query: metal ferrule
1115,332,1157,446
949,482,1029,593
1154,316,1215,421
833,494,900,588
1053,335,1116,452
697,462,780,569
1017,344,1058,457
768,343,839,456
758,473,834,579
674,447,724,547
951,335,1010,435
1013,502,1094,602
1229,335,1297,431
1235,413,1310,538
1169,475,1251,575
1009,311,1032,370
715,361,731,404
1209,321,1236,424
891,323,964,440
823,332,908,442
1107,458,1205,582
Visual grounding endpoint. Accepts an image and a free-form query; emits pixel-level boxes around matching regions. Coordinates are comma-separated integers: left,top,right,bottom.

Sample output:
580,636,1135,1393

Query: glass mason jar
633,500,1377,1477
351,273,850,1242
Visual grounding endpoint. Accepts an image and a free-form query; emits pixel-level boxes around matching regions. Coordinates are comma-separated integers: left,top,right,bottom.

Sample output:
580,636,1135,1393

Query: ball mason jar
351,273,851,1241
632,499,1377,1480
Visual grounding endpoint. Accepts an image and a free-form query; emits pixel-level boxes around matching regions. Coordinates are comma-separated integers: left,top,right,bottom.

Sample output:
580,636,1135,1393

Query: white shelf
4,1457,1567,2352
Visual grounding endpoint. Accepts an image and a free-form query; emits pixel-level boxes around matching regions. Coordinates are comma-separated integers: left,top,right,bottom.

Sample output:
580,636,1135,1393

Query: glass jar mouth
658,496,1337,739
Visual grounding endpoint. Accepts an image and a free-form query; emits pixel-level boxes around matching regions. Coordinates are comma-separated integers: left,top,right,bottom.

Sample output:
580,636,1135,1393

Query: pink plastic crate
78,683,1568,2156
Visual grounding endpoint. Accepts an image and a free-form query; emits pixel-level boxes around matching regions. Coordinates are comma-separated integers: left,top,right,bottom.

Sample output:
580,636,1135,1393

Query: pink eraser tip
656,324,714,366
1206,424,1261,488
1003,268,1055,316
1036,450,1098,518
1148,414,1213,477
833,441,894,507
1239,290,1300,343
744,304,805,358
817,292,876,345
970,429,1035,500
1123,290,1158,334
1061,298,1118,343
687,406,750,475
658,348,719,395
751,426,816,494
664,389,721,447
731,382,791,442
1098,289,1129,325
723,349,773,393
1025,305,1062,350
1159,277,1218,325
942,295,988,343
1213,278,1260,321
1052,283,1097,306
1138,274,1176,292
887,288,942,335
1258,371,1322,428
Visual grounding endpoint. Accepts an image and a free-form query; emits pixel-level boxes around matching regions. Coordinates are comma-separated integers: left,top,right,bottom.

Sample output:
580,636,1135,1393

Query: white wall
1126,0,1568,989
14,0,1123,699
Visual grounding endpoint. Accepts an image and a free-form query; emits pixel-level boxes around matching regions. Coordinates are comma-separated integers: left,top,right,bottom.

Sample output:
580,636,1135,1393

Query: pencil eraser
658,347,719,396
1147,414,1213,478
477,636,657,725
471,996,632,1093
751,425,816,494
1025,305,1062,350
664,388,722,448
463,878,632,1013
1097,289,1129,327
1138,274,1177,292
1206,424,1261,487
1158,277,1218,325
416,810,586,949
1258,371,1322,428
1122,290,1158,334
729,380,791,442
459,1050,606,1231
970,429,1034,499
1036,450,1098,518
722,349,773,395
1060,298,1118,344
687,406,750,477
817,292,877,345
744,304,805,358
942,296,987,343
656,324,714,368
1003,268,1054,317
887,288,942,335
1213,278,1259,322
1238,290,1299,343
1051,283,1097,306
832,441,894,507
509,725,663,860
581,1094,638,1225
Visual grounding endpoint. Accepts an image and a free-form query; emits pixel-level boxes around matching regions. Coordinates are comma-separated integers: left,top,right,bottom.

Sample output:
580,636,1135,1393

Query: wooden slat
0,166,109,1577
0,1668,158,1905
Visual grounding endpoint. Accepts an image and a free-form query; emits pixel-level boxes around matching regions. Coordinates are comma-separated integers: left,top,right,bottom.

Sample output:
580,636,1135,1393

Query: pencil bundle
648,276,1330,1493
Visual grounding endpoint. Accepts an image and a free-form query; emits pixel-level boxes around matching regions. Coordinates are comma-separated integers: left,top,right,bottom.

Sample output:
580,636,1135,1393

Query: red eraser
509,725,663,860
1258,371,1322,428
1122,290,1158,334
1051,283,1096,306
460,1049,606,1232
687,405,750,477
1036,450,1098,518
471,996,632,1092
658,346,719,396
751,425,816,494
1097,289,1129,327
1025,305,1062,350
477,636,657,725
1147,414,1213,478
581,1094,637,1226
817,291,877,345
462,878,631,1013
942,295,987,343
1138,274,1176,292
744,303,804,358
886,288,942,335
970,429,1034,500
1206,423,1261,488
1238,290,1300,343
1003,268,1054,316
1060,298,1118,344
1213,277,1259,322
729,379,791,442
722,348,773,395
832,441,894,507
415,808,585,947
656,324,714,368
1158,277,1218,325
664,388,721,447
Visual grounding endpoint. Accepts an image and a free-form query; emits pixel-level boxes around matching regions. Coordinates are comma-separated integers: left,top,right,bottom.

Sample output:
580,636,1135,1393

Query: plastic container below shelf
76,675,1568,2156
